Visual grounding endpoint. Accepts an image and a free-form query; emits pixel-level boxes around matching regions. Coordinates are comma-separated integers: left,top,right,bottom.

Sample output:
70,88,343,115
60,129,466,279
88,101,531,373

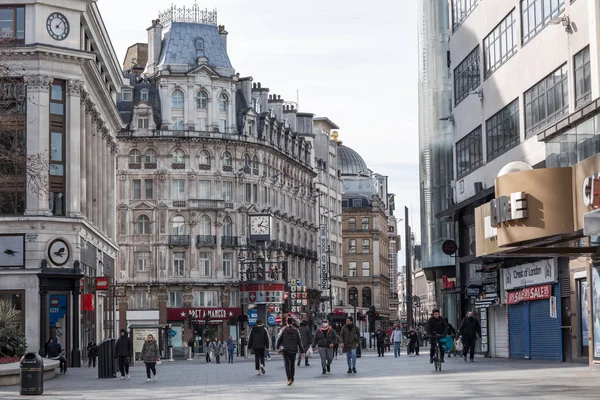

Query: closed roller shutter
492,305,509,358
509,302,527,359
530,283,562,361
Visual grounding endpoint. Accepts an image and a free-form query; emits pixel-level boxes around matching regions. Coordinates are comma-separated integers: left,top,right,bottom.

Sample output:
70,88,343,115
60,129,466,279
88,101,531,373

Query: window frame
483,9,517,79
222,252,233,277
348,261,357,277
485,98,520,161
0,6,25,42
171,89,184,109
361,239,371,254
219,93,228,112
574,46,592,108
349,239,356,254
454,46,481,106
140,89,149,101
168,291,182,307
136,214,150,235
198,252,211,276
196,91,208,109
173,252,185,277
121,88,133,102
361,261,370,277
135,251,150,272
451,0,478,31
456,126,483,179
521,0,566,45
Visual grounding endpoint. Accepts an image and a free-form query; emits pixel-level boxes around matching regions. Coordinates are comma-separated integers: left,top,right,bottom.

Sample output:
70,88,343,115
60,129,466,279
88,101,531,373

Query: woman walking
215,339,223,364
205,338,213,363
141,334,160,382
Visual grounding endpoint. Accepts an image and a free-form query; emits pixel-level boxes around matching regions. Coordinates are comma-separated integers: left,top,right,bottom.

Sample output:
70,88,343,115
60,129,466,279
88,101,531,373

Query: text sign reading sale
506,284,552,305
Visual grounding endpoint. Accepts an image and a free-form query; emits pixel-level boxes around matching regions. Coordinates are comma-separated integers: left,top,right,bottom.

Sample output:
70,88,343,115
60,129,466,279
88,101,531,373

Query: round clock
250,215,270,235
48,239,70,267
46,12,70,41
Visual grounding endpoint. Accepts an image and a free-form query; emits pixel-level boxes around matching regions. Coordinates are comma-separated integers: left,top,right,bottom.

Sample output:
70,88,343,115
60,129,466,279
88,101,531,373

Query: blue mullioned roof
158,22,232,69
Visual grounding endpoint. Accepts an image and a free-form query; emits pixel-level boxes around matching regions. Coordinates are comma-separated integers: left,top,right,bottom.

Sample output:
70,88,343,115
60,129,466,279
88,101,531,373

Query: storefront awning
436,187,495,221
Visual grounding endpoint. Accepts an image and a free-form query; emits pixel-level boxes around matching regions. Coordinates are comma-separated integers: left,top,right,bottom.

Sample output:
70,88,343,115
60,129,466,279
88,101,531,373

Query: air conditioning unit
474,182,483,193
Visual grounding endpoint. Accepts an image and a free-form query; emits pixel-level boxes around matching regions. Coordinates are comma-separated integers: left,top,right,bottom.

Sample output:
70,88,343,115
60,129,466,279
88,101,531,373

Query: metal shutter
509,302,527,359
492,306,509,358
529,283,562,361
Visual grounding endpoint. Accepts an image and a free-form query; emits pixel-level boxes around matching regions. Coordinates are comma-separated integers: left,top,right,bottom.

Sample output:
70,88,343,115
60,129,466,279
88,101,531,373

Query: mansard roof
117,76,162,128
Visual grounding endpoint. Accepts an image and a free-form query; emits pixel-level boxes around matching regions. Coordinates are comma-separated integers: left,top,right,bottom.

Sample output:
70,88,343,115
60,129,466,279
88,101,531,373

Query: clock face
48,239,70,267
250,216,270,235
46,12,70,41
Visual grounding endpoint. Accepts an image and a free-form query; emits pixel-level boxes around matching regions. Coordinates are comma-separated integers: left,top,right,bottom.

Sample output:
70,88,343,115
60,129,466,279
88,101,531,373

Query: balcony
172,200,187,208
189,199,225,210
221,236,239,246
171,163,185,170
196,235,217,247
128,162,141,169
169,235,190,247
144,162,157,169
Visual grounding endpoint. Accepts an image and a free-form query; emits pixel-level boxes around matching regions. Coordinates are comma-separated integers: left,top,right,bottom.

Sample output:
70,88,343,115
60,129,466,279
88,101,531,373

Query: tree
0,300,26,357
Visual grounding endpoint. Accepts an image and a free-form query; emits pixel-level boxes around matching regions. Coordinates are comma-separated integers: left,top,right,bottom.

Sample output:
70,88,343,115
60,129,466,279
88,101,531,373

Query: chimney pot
277,95,281,100
258,82,261,88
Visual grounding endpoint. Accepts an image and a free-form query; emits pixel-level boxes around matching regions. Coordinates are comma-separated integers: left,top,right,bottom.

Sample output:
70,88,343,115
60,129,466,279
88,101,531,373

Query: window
219,119,227,133
140,89,149,101
454,46,480,106
362,287,372,308
349,239,356,254
198,150,210,167
171,89,184,109
198,180,211,198
362,261,370,277
192,291,220,307
144,149,157,168
223,252,233,277
451,0,477,30
348,261,357,277
145,180,153,199
0,6,25,41
362,239,370,254
222,151,232,168
483,10,517,78
574,47,591,108
133,179,153,199
196,91,208,109
219,93,228,112
128,149,141,166
122,89,133,101
223,216,232,237
229,291,240,307
135,251,150,271
171,117,184,131
168,291,182,307
136,215,150,234
49,80,66,216
172,215,185,235
252,155,259,175
348,217,356,230
456,126,483,178
173,252,185,277
521,0,565,45
133,179,141,199
172,149,185,166
223,181,233,201
0,292,24,331
199,215,211,235
171,179,185,200
245,183,252,203
134,290,148,309
50,82,64,115
137,117,149,129
198,252,211,276
361,217,369,230
348,287,358,306
486,99,520,161
524,64,568,137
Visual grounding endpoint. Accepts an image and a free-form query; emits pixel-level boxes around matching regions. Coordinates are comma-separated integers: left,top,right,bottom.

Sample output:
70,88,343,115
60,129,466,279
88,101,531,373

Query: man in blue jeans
391,325,403,358
339,316,360,373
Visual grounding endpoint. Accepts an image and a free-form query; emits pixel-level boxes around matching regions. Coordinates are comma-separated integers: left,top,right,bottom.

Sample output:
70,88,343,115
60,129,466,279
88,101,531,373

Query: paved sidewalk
0,350,597,399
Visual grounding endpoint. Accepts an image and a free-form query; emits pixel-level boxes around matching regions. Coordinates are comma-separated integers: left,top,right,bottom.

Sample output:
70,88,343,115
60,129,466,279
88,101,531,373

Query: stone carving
24,75,52,91
67,79,83,96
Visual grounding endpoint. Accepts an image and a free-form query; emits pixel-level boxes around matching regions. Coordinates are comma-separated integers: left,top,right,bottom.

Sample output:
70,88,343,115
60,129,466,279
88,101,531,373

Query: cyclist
426,309,449,364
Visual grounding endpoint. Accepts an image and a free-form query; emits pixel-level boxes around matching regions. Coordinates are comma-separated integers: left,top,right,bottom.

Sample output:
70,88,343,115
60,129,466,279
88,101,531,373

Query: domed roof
338,145,369,176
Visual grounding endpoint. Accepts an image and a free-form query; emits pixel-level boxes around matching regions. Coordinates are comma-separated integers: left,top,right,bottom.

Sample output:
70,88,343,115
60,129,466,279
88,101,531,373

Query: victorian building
114,7,319,353
0,1,123,366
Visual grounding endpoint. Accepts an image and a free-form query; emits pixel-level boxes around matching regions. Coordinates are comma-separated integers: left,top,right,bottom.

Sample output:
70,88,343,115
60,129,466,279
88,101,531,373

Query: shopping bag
307,347,314,358
440,335,455,352
455,338,464,352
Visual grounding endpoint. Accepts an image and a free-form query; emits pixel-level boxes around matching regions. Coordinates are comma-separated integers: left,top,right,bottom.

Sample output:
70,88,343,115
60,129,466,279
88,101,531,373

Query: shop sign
167,307,242,322
583,174,600,208
248,309,258,326
466,286,482,299
441,276,456,290
490,191,528,226
503,260,556,291
320,224,328,290
95,277,109,291
506,284,551,305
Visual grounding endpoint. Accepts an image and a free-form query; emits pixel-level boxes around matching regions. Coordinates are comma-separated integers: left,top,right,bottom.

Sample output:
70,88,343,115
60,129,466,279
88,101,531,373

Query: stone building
0,0,123,366
114,7,319,352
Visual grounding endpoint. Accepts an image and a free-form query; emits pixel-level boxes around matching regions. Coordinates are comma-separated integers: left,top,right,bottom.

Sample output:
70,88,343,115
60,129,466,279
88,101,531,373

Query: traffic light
375,312,380,320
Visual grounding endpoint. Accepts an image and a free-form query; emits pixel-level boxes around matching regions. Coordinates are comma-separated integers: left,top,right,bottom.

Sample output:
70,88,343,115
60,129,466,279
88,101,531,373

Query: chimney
238,76,253,106
145,19,163,75
252,83,269,113
268,94,284,120
218,25,228,51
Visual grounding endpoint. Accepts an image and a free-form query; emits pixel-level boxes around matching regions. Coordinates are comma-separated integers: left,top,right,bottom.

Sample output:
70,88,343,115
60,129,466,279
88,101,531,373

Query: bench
0,358,59,386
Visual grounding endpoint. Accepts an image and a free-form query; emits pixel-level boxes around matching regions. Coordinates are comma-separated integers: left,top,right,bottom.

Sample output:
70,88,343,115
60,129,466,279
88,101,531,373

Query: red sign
442,276,456,290
507,284,552,305
51,297,59,306
249,292,257,302
167,307,242,322
95,277,109,291
82,294,94,311
275,315,282,325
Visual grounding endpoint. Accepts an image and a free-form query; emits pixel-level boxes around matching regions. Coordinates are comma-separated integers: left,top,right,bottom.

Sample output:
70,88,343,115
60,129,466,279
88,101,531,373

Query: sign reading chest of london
503,260,556,291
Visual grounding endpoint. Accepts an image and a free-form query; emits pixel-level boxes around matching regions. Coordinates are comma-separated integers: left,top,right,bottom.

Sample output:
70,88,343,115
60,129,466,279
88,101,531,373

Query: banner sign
506,284,552,305
503,260,556,291
167,307,242,321
320,224,328,290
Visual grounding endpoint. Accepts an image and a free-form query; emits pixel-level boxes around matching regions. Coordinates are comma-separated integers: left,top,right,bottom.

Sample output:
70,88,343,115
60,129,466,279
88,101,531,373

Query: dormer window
122,88,133,101
140,89,149,101
195,39,204,51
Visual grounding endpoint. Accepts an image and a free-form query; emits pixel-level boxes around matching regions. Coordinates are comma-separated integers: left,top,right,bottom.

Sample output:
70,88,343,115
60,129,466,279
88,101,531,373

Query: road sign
169,330,176,337
248,309,258,326
267,314,276,326
275,315,282,325
442,240,458,256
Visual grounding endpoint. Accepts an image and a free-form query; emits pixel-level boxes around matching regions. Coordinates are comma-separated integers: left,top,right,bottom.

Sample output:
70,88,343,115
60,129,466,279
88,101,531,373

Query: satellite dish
497,161,533,178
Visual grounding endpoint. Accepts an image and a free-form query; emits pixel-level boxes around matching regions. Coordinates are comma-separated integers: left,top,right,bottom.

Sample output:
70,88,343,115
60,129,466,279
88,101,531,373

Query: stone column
108,144,116,241
85,109,94,221
79,92,87,214
101,136,108,234
67,79,83,217
24,75,52,216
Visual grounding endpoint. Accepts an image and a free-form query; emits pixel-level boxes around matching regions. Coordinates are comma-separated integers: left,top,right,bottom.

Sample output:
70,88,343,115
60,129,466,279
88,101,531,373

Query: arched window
136,215,150,234
222,151,232,169
196,91,208,109
129,149,141,164
348,287,358,307
144,149,157,169
219,93,228,112
199,215,211,235
140,89,149,102
362,287,372,308
252,155,259,175
172,215,185,235
172,89,184,109
222,216,232,237
172,149,185,169
198,150,210,167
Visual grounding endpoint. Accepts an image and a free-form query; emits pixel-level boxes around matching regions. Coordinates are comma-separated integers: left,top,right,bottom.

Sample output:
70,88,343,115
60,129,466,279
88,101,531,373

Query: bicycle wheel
436,344,442,371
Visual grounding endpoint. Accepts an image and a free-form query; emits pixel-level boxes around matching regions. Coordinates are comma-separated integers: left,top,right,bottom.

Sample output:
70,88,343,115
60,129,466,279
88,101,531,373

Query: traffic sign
275,315,282,325
267,314,276,326
442,240,458,256
169,330,176,337
248,309,258,326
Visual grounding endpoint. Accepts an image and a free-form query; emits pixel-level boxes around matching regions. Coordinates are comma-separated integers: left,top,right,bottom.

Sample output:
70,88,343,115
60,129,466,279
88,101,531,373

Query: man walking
391,325,403,358
374,328,386,357
87,339,97,367
248,319,270,375
115,329,132,380
339,316,360,374
276,317,305,386
311,319,337,374
297,321,311,367
459,311,481,362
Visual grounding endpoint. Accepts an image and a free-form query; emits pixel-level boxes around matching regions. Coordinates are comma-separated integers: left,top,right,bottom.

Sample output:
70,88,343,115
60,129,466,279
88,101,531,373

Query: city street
0,350,597,399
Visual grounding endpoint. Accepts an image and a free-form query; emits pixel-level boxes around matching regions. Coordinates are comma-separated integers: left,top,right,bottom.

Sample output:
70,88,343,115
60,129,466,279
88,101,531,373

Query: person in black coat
426,309,449,363
115,329,133,379
374,328,386,357
407,327,420,356
276,317,305,386
459,311,482,362
47,338,67,374
87,339,98,367
248,320,270,375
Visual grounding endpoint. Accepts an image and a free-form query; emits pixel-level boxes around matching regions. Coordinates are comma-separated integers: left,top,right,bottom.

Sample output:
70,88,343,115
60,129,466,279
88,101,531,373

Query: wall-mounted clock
249,214,272,241
46,12,70,41
48,239,70,267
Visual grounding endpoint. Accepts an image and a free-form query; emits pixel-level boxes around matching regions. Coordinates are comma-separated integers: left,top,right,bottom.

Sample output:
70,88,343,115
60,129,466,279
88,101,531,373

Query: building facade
0,1,123,366
387,203,400,322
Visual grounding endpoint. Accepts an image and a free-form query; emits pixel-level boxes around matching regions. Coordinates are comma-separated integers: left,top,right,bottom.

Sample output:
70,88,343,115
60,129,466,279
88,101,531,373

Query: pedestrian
458,311,481,362
297,320,311,367
407,326,419,356
276,317,305,386
226,335,236,363
311,319,337,374
87,339,97,367
141,333,160,382
385,334,391,352
444,318,457,358
115,329,132,380
248,319,270,375
333,338,339,360
391,325,403,358
215,339,223,364
427,309,449,364
204,338,212,363
187,338,195,359
339,316,360,374
374,327,386,357
47,338,68,374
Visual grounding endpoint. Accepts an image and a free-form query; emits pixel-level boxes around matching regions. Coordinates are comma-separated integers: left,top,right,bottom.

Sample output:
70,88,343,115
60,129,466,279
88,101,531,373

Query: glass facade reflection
546,115,598,168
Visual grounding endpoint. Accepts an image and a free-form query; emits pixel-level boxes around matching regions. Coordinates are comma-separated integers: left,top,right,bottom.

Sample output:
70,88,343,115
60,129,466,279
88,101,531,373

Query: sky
98,0,420,263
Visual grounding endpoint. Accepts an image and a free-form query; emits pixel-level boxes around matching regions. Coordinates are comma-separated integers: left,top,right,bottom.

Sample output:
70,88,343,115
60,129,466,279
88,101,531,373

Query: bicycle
431,334,443,372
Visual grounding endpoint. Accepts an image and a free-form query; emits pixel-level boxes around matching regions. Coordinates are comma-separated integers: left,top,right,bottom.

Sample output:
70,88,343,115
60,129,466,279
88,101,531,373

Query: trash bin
97,338,117,379
361,337,366,349
20,352,43,395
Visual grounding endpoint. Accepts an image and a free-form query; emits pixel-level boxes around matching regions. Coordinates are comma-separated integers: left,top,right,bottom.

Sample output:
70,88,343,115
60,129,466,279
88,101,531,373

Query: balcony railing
172,200,187,208
196,235,217,246
171,163,185,169
189,199,224,210
221,236,239,246
270,240,281,250
169,235,190,247
144,162,157,169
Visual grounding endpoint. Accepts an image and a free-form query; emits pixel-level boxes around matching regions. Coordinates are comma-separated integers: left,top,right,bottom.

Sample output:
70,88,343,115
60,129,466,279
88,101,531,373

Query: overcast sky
98,0,420,261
